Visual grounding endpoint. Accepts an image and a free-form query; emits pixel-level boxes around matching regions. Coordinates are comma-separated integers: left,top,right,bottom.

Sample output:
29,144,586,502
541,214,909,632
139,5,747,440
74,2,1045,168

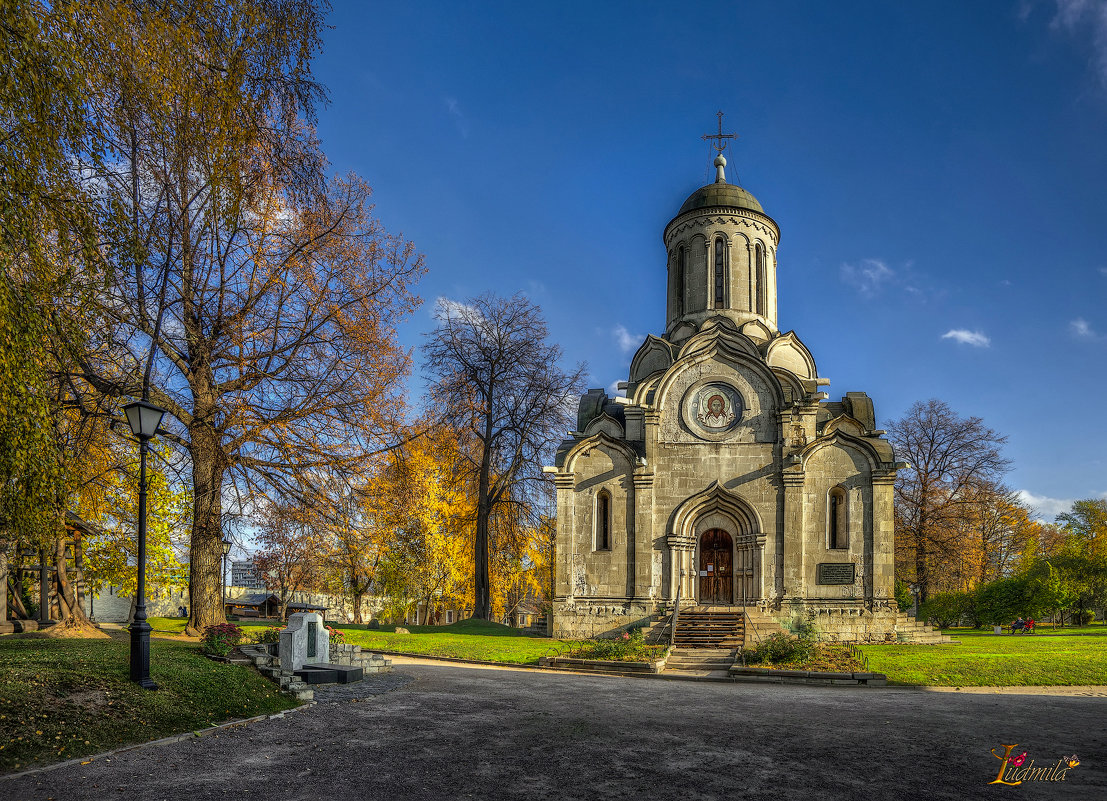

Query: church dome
677,181,764,215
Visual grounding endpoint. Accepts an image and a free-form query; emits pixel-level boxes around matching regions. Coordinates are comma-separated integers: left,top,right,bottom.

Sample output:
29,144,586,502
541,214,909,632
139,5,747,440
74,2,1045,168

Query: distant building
231,559,266,590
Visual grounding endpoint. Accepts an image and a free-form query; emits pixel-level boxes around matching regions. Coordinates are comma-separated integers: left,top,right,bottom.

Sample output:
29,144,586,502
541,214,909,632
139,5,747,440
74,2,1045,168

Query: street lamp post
221,538,231,618
123,399,167,690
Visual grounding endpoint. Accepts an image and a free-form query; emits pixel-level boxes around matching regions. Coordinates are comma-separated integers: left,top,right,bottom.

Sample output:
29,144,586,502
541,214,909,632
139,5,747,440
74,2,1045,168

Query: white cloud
613,324,642,354
1016,489,1075,519
941,329,991,347
1050,0,1107,87
1070,317,1097,338
607,379,626,398
1099,267,1107,277
840,259,894,296
433,296,482,322
444,97,469,137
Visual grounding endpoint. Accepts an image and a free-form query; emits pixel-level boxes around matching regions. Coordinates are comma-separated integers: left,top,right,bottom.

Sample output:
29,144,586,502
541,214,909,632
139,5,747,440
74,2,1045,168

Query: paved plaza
3,658,1105,800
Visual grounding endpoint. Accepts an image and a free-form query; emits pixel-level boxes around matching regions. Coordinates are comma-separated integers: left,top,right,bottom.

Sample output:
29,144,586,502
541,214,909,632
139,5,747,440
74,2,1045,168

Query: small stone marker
279,612,330,671
394,627,410,635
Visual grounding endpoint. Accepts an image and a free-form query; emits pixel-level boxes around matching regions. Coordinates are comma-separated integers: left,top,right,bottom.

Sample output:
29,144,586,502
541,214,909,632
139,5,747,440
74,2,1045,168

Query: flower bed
538,629,670,673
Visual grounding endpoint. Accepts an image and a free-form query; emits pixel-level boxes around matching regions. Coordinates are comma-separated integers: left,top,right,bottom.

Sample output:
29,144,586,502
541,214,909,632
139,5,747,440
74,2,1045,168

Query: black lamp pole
221,538,231,616
123,399,167,690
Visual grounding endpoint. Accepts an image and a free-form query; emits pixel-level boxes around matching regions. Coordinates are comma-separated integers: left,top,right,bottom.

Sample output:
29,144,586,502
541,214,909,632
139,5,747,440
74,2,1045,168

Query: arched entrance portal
698,529,733,604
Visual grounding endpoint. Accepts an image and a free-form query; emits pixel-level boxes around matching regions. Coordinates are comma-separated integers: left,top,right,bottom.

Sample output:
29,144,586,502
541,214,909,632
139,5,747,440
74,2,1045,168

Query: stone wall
550,600,656,640
766,600,901,644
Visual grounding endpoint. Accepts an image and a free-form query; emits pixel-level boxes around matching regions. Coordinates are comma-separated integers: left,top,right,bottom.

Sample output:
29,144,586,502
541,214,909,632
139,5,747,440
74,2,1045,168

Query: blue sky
310,1,1107,518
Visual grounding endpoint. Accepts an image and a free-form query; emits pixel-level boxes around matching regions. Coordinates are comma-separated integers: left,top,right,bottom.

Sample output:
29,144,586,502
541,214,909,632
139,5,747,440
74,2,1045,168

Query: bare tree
422,294,585,620
888,399,1009,603
69,2,423,635
254,505,321,621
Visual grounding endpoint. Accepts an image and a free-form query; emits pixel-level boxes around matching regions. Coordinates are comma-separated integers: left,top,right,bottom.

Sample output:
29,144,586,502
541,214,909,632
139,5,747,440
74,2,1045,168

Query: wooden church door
698,529,734,604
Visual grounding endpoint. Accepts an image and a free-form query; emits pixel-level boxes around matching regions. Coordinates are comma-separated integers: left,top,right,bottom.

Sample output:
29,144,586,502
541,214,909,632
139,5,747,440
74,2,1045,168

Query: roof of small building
229,593,280,607
677,181,764,215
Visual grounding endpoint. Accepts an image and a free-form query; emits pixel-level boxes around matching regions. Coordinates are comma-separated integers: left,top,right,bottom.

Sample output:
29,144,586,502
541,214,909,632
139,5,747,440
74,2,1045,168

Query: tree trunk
914,501,930,605
473,435,493,620
352,588,364,624
55,534,91,629
8,576,30,619
0,546,8,628
185,424,229,637
74,530,87,619
54,536,72,620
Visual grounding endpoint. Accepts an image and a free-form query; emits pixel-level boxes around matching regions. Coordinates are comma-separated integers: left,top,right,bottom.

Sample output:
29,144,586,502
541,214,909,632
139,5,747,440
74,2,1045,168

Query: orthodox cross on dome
702,111,737,155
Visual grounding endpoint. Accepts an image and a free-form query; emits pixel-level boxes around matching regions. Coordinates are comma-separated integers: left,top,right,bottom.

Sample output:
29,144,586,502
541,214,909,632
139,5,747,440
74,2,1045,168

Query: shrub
200,623,245,657
920,591,973,628
253,625,282,645
975,576,1029,626
747,615,818,665
325,625,346,644
746,631,816,665
1072,609,1095,626
566,627,664,662
894,580,914,612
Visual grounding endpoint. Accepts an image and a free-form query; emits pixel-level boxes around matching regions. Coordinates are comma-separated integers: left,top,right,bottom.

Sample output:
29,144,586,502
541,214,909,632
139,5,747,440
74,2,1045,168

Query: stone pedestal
278,612,329,671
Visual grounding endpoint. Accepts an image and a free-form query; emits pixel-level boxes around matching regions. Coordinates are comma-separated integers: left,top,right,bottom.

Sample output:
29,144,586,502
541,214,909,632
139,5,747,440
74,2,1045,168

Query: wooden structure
225,593,328,620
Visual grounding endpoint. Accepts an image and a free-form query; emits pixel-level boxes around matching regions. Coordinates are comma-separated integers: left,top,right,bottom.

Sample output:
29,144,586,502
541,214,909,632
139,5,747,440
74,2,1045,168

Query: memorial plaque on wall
816,563,856,585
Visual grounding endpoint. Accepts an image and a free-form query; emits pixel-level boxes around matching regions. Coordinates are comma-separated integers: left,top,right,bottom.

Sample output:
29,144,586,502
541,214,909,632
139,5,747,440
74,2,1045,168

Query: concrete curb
386,652,885,686
892,684,1107,696
384,653,1107,695
372,648,554,670
0,702,316,783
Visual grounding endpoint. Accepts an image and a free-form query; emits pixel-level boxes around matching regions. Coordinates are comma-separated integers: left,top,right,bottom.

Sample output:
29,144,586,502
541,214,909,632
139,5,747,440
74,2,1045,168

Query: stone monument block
279,612,329,671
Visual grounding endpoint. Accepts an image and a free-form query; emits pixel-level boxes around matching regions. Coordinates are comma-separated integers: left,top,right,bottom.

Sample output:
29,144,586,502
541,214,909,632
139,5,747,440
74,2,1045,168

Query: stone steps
895,613,956,644
665,647,737,671
240,641,394,699
672,610,744,649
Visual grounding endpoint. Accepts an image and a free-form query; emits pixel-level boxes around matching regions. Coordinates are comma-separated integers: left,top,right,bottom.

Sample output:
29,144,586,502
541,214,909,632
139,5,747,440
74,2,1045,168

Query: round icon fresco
688,383,743,434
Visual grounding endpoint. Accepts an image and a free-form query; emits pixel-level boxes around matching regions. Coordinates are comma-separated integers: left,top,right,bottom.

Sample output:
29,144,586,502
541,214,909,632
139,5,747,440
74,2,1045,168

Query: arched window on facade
595,491,611,551
755,244,765,316
714,237,726,308
676,246,686,316
828,486,848,549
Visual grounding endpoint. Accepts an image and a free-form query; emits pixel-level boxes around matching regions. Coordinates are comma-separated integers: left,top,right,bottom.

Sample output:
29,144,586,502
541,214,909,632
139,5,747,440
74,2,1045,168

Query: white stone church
547,147,913,643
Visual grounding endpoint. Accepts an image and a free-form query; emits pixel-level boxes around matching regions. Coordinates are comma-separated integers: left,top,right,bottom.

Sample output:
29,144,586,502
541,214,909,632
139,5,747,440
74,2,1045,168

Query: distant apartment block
231,559,266,590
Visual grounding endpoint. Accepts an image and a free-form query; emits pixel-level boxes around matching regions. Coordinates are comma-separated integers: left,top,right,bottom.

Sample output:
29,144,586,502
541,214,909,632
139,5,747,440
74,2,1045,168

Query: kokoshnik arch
546,140,908,642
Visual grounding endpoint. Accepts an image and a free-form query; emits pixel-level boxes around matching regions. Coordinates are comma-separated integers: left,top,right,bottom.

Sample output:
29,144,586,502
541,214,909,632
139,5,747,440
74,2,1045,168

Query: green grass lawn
858,625,1107,686
312,618,571,664
0,636,298,774
143,615,1107,686
149,616,575,664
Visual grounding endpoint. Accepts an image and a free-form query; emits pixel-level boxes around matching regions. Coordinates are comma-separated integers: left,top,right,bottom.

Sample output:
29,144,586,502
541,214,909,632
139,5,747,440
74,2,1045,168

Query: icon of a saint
698,392,735,428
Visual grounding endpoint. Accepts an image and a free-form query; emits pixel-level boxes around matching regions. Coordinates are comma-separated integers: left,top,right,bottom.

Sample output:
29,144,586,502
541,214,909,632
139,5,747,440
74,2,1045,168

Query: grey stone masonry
548,153,906,645
279,612,329,671
240,643,313,701
329,641,394,674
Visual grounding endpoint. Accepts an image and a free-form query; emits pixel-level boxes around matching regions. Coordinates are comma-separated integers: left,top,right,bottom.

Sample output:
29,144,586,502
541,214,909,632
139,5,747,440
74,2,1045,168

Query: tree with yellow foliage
375,426,474,625
423,294,584,619
82,443,191,621
63,0,423,636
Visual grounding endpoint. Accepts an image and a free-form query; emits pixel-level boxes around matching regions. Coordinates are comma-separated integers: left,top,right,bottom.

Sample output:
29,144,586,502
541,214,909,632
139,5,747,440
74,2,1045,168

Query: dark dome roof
677,182,764,215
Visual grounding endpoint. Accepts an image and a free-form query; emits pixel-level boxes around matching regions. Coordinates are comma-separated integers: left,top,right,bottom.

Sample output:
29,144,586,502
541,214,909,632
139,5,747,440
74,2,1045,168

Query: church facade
547,152,906,643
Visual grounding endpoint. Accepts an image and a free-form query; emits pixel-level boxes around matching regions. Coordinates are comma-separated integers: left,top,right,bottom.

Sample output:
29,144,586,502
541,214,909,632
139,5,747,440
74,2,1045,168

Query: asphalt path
3,658,1105,801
